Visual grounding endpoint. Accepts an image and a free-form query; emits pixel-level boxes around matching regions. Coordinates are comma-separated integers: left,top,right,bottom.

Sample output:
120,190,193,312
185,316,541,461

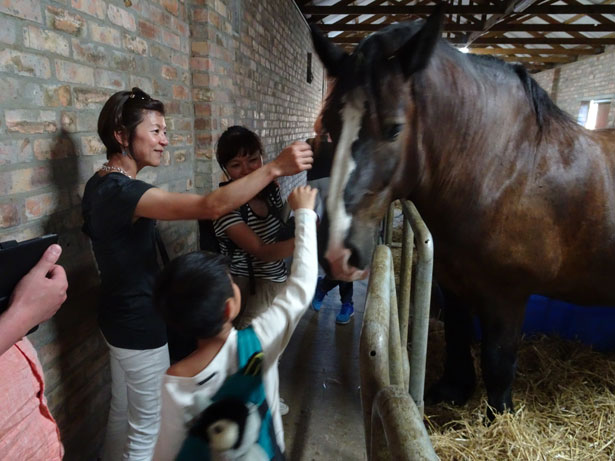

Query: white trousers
102,338,170,461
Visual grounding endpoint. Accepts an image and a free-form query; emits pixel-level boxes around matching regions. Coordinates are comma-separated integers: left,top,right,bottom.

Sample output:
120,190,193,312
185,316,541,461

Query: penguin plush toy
176,330,283,461
188,397,268,461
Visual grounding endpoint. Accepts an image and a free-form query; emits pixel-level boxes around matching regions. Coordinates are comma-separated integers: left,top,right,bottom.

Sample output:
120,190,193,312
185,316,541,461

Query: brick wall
191,0,325,197
1,0,323,459
0,1,194,458
534,46,615,127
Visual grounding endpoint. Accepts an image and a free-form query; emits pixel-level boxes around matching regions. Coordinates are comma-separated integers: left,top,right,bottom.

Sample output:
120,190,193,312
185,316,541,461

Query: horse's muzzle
324,246,369,282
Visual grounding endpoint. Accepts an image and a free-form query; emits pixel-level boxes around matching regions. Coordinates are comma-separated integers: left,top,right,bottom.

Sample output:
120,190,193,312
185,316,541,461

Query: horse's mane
461,52,574,132
322,21,575,135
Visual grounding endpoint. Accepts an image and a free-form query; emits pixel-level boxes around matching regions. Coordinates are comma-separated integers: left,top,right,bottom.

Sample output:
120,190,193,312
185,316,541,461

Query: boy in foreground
153,185,318,460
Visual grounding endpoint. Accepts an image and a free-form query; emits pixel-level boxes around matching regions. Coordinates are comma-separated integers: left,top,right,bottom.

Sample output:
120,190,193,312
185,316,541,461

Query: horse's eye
385,124,402,141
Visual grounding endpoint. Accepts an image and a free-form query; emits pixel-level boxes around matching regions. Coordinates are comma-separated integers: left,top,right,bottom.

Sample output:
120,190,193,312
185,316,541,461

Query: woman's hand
9,244,68,326
288,185,318,211
0,244,68,355
270,141,313,177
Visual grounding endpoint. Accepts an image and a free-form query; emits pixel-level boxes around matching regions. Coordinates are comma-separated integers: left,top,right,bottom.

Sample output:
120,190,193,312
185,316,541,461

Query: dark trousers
318,276,354,304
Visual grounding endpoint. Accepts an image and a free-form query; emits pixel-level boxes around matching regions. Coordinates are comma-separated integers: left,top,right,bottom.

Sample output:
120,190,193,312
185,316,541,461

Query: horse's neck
409,53,535,196
424,54,529,152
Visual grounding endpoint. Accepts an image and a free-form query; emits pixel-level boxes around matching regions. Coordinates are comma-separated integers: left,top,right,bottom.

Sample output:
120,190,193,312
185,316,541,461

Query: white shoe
279,398,289,416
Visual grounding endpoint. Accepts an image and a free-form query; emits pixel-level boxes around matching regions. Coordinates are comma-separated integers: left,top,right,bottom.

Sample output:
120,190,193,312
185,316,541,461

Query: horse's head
311,10,443,281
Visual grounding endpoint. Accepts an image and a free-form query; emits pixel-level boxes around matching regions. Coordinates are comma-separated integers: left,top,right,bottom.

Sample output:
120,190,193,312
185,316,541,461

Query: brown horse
310,10,615,416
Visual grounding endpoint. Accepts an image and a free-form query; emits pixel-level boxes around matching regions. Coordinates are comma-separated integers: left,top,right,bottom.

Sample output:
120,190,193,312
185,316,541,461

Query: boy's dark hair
216,126,264,170
98,87,165,159
154,251,234,339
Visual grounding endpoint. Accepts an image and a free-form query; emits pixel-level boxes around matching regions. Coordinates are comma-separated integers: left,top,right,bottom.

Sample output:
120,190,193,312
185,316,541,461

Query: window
578,99,611,129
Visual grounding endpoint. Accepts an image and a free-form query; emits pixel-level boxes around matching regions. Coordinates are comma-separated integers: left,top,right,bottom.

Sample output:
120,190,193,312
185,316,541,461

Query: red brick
71,0,106,20
162,29,180,51
55,60,95,85
25,192,64,220
107,3,136,32
73,87,111,109
0,203,20,228
44,85,72,107
90,23,121,47
172,85,189,100
46,6,86,36
138,19,157,40
161,65,178,80
23,25,70,56
0,48,51,78
5,110,57,134
162,0,178,16
0,0,42,22
33,137,74,160
123,34,148,55
192,8,207,23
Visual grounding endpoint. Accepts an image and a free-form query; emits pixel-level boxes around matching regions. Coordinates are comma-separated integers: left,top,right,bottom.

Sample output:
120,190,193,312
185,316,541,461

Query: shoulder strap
265,185,284,221
236,327,285,460
239,204,256,295
236,326,262,368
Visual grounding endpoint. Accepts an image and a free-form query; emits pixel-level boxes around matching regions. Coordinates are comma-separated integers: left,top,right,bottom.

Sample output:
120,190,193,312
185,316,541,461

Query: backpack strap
236,326,263,367
239,204,256,295
236,327,285,460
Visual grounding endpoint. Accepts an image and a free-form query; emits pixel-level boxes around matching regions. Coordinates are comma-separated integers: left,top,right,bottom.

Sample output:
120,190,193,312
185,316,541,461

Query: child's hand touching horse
288,185,318,212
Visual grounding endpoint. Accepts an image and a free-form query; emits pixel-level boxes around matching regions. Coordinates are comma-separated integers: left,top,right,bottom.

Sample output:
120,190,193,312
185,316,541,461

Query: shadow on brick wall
31,129,109,460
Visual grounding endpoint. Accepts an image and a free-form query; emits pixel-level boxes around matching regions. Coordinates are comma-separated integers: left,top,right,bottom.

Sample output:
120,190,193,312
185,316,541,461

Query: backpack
176,327,284,461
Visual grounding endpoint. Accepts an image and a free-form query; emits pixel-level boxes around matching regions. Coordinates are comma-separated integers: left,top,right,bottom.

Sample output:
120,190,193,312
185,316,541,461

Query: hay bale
389,202,615,460
424,322,615,460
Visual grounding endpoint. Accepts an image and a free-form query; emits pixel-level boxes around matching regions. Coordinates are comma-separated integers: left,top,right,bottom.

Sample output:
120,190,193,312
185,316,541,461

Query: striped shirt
213,187,288,283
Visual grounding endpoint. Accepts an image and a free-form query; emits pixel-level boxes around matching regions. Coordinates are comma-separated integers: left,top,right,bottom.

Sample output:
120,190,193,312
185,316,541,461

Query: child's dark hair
216,126,264,170
154,251,234,339
98,87,165,159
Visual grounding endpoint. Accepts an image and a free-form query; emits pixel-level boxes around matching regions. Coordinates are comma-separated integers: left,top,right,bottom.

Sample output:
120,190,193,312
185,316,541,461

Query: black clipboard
0,234,59,333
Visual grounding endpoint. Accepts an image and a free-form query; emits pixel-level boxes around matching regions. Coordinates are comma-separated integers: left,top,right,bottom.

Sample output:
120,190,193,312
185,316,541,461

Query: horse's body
310,11,615,414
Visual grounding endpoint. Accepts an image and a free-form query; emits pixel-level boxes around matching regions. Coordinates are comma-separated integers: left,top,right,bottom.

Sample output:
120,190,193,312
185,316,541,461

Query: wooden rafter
302,5,615,16
464,0,540,46
299,0,615,72
317,22,615,32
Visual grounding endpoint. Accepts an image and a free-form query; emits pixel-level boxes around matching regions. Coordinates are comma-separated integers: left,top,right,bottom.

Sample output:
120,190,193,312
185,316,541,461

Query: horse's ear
310,23,349,78
398,4,444,78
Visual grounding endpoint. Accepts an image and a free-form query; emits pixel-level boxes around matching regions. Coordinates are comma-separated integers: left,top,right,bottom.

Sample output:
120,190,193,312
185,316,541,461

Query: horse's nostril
347,244,363,269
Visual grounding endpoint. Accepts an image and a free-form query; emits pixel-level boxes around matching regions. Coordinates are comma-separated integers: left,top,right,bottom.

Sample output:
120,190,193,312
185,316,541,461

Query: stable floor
279,275,369,461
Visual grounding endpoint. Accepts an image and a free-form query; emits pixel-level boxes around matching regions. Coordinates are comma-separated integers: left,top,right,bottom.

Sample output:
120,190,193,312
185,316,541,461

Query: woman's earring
122,147,129,156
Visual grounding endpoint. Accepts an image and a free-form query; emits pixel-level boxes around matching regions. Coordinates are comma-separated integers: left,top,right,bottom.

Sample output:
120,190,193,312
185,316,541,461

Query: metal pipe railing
372,386,439,461
400,200,434,415
360,200,436,459
360,245,393,460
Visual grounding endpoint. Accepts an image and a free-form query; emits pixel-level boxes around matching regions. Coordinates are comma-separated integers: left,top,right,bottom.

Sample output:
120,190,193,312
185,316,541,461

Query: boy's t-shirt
153,208,318,461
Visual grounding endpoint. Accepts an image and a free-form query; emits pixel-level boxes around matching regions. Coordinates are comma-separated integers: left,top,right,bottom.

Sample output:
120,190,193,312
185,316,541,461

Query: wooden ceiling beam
316,23,615,33
498,55,575,63
468,46,602,55
301,5,615,16
332,36,615,45
464,0,540,46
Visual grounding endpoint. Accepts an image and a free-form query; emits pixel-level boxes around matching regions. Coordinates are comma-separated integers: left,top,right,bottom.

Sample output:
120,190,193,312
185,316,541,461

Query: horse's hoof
425,378,475,406
485,401,514,422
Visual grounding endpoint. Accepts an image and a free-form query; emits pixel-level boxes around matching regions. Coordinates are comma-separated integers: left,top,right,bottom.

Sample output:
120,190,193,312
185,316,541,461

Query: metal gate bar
359,201,437,460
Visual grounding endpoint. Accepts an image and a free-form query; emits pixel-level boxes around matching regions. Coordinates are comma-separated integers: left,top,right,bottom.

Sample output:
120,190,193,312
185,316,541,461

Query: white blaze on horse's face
325,90,369,281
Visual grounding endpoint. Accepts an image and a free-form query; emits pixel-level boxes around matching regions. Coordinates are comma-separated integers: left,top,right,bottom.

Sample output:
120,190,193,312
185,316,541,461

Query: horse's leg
479,299,525,419
426,288,476,405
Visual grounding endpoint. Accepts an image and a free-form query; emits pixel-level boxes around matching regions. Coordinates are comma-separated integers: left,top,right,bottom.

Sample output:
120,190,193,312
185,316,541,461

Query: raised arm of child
251,185,319,358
